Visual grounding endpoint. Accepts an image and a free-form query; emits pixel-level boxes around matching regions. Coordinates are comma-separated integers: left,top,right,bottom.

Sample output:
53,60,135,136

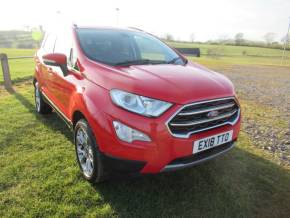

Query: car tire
74,119,107,183
34,82,52,114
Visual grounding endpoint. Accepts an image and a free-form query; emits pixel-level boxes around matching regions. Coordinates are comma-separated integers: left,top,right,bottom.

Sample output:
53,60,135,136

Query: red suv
34,25,241,183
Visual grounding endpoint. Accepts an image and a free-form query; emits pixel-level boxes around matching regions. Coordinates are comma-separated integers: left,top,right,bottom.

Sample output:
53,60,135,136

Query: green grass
169,41,290,68
0,84,289,217
188,55,290,69
0,48,35,57
169,41,290,58
0,48,35,84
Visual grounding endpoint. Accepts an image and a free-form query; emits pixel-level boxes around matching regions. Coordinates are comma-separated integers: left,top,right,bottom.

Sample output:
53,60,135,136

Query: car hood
85,61,235,105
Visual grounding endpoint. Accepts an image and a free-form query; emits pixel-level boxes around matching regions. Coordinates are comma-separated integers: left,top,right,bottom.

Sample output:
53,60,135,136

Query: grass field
170,41,290,68
0,48,35,84
170,41,290,57
1,46,290,217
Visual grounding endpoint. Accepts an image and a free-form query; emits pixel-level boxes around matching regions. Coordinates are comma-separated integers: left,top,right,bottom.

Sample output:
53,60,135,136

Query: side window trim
70,48,80,71
43,33,56,53
41,34,48,49
52,37,56,53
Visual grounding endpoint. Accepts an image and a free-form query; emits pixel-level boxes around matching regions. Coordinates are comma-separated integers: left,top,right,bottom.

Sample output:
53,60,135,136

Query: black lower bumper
101,153,147,174
161,140,236,172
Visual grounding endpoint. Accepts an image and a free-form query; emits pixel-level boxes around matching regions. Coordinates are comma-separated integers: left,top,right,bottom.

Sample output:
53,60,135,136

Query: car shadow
11,89,73,144
92,147,290,217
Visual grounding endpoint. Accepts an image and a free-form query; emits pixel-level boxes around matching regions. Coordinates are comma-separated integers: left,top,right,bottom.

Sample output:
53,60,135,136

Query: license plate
193,130,233,154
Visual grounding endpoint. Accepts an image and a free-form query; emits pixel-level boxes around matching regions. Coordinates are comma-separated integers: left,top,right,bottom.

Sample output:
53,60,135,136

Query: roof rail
128,27,144,32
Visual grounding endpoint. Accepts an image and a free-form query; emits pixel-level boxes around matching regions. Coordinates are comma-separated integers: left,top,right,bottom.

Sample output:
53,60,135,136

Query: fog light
113,121,151,143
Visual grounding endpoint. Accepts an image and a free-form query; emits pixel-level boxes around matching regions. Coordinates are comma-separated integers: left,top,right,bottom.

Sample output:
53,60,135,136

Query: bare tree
189,33,195,43
281,34,289,44
264,32,276,45
218,34,229,44
235,33,244,45
165,33,174,41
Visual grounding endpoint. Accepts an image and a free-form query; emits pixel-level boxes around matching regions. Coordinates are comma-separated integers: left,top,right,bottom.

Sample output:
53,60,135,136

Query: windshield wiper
167,56,182,64
114,59,166,66
167,57,188,65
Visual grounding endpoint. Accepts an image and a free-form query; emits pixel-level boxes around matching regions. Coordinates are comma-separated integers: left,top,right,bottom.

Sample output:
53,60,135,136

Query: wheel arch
33,77,37,86
72,110,87,128
70,85,112,153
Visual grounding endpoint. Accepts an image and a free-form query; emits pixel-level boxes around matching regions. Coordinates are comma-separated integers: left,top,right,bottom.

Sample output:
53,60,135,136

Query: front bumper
161,140,236,172
89,96,241,174
100,153,147,174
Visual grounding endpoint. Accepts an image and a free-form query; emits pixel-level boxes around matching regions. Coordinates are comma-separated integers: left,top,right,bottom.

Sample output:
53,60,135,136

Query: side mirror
42,53,68,76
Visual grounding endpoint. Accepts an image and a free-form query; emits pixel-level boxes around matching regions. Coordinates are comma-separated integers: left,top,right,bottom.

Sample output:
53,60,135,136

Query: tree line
164,32,289,50
0,29,289,50
0,28,43,49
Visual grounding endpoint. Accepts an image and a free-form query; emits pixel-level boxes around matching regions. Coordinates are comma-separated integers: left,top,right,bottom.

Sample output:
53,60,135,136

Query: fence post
0,53,13,91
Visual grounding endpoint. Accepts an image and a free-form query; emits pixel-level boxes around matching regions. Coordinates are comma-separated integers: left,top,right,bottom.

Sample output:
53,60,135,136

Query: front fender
69,82,112,152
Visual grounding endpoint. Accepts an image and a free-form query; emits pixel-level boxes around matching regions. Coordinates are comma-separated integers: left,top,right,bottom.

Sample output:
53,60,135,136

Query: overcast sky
0,0,289,42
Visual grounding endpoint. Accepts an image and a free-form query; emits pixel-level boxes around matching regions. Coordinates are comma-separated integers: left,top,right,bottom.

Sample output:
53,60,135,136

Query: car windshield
76,28,185,66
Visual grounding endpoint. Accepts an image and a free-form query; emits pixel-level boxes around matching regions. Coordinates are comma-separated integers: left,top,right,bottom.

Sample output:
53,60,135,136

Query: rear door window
54,32,72,58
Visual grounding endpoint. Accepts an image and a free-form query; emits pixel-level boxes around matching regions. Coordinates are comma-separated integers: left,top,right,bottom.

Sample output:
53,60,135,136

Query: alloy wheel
76,127,94,177
35,84,41,112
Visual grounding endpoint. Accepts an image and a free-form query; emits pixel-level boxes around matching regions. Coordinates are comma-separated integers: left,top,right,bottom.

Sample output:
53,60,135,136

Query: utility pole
116,8,120,26
281,17,290,65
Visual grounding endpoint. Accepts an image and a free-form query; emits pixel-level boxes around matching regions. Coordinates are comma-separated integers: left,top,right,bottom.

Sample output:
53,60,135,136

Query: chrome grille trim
166,97,240,139
170,109,238,126
178,102,235,116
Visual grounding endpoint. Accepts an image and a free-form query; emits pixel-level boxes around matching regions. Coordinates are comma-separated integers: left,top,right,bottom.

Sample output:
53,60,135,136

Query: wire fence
0,54,34,91
7,56,34,60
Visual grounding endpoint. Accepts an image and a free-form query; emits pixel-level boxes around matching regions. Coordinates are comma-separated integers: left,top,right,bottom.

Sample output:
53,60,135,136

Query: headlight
110,89,172,117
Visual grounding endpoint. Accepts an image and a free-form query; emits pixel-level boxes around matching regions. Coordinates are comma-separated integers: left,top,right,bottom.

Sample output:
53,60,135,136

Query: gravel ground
218,65,290,165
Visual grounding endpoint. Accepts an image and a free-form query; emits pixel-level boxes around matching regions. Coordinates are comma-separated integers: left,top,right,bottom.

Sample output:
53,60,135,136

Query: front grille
167,97,240,138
